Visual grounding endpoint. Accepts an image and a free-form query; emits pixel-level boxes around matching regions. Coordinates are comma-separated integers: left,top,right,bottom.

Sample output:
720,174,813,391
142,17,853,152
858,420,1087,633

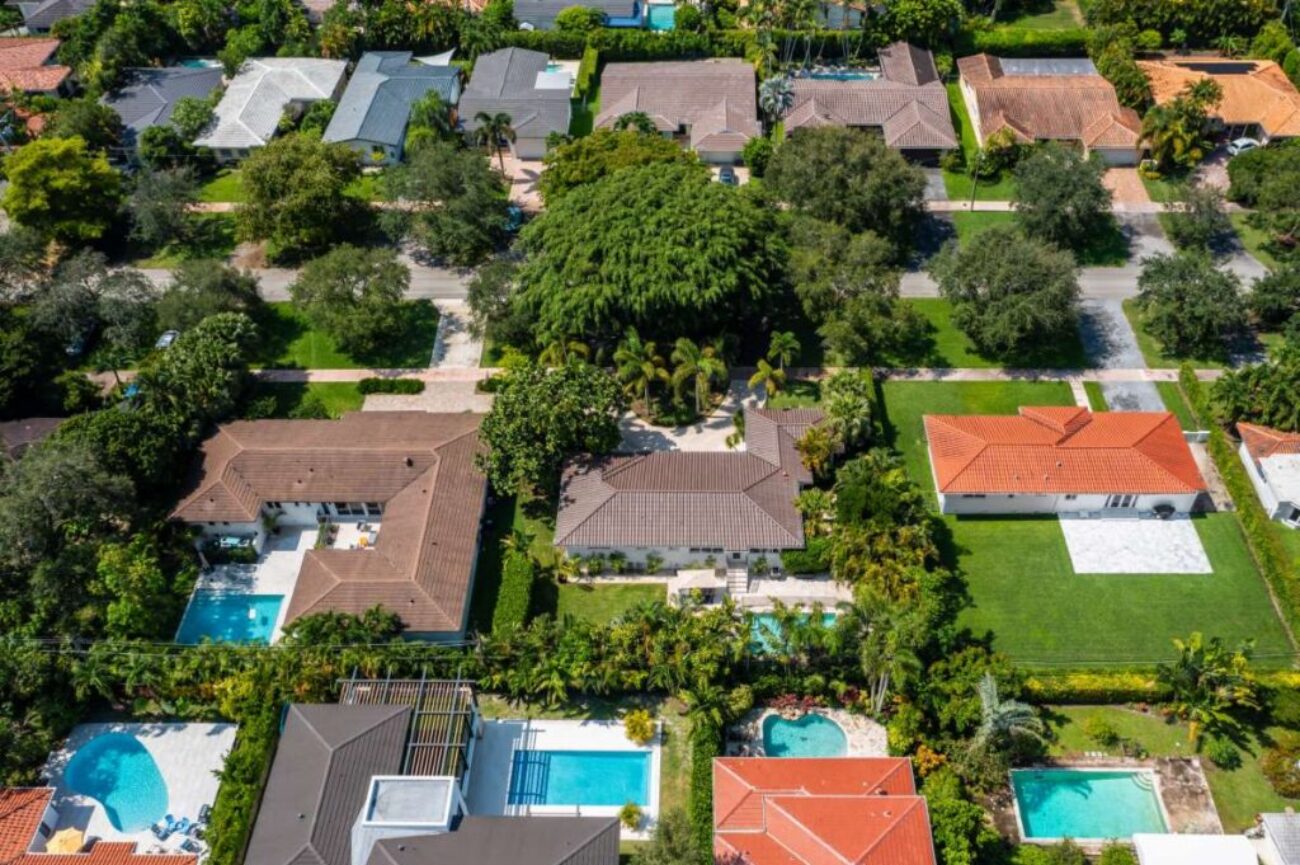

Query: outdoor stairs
726,568,749,596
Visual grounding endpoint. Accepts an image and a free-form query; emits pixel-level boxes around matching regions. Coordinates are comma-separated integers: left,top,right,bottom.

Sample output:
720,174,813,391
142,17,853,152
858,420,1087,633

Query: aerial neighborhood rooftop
2,0,1300,864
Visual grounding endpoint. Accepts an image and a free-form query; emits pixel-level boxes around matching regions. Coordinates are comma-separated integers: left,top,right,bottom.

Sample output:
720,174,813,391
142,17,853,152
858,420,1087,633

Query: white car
1227,137,1260,156
155,330,179,349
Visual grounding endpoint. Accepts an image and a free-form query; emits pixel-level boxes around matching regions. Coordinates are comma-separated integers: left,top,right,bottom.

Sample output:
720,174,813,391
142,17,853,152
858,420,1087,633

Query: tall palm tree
747,358,785,406
974,672,1045,751
614,327,670,412
835,590,923,715
794,425,837,478
758,76,795,128
671,337,728,416
767,330,800,372
474,111,515,172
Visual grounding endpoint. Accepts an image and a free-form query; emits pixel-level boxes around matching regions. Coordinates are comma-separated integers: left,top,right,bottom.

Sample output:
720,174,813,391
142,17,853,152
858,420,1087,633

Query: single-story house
0,786,194,865
783,42,957,163
0,417,62,460
0,37,70,95
924,406,1206,515
594,59,760,164
1139,57,1300,143
957,54,1141,165
323,51,462,165
101,65,224,151
458,47,571,159
513,0,642,29
9,0,91,33
1132,833,1255,865
1263,811,1300,865
713,757,937,865
171,412,487,640
1237,422,1300,528
193,57,347,162
555,408,823,578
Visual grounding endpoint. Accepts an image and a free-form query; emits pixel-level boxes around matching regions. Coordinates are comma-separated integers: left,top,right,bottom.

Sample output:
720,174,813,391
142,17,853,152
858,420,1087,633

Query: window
960,494,987,499
1064,494,1077,501
365,502,383,515
1106,494,1136,509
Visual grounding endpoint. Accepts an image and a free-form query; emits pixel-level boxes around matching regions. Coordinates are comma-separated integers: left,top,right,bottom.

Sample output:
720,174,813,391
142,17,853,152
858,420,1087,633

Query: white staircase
726,568,749,596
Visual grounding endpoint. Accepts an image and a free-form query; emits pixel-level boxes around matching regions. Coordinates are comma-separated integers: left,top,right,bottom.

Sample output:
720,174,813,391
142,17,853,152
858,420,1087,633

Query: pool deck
727,708,887,757
42,722,236,854
192,527,316,641
465,718,661,840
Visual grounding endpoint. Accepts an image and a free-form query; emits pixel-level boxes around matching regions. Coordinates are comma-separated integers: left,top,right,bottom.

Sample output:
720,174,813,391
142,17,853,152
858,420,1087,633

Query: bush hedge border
357,377,425,395
1027,669,1300,704
689,719,722,865
206,709,279,865
491,550,536,634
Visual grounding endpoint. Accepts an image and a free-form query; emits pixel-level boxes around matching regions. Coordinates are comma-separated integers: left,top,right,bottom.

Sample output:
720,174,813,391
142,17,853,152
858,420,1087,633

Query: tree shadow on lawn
250,301,440,369
1074,215,1131,267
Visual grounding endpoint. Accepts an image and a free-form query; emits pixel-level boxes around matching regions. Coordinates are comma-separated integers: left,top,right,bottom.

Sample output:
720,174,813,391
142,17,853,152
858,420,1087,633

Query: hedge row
1027,669,1300,704
689,720,722,865
206,710,279,865
357,377,425,395
575,44,599,100
780,536,831,574
491,550,536,635
1180,364,1300,639
503,27,882,62
956,26,1090,57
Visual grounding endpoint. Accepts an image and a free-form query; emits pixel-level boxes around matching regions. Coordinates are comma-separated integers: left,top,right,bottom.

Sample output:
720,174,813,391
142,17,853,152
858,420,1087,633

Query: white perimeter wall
938,492,1199,515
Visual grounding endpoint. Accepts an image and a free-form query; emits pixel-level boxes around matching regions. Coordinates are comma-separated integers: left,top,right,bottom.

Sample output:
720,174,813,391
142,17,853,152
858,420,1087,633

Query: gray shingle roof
1266,813,1300,865
323,52,461,149
513,0,639,28
555,409,822,550
194,57,347,149
459,48,570,138
15,0,91,31
367,818,620,865
246,704,411,865
102,66,223,148
595,59,759,150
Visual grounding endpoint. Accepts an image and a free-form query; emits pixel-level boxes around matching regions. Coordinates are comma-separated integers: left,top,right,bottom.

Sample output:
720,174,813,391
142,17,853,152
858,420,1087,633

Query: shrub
575,45,599,100
961,27,1089,57
206,710,279,865
1268,684,1300,729
1262,731,1300,797
742,135,774,177
780,536,831,574
1025,671,1168,704
356,377,425,395
1082,716,1120,747
1098,844,1137,865
688,721,721,865
624,708,655,745
491,550,535,634
1202,735,1242,769
619,801,643,829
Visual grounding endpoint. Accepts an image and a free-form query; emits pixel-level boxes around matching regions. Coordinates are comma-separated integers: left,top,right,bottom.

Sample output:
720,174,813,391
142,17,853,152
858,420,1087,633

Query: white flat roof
1133,833,1255,865
1261,454,1300,504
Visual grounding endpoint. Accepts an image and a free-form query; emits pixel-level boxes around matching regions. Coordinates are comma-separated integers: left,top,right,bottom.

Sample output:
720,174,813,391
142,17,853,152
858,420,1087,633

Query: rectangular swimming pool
645,4,675,30
508,750,650,807
1012,768,1168,841
176,591,283,644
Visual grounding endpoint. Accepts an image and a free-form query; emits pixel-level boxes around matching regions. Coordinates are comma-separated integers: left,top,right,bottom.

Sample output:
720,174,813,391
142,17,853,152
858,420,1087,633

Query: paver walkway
1103,168,1151,205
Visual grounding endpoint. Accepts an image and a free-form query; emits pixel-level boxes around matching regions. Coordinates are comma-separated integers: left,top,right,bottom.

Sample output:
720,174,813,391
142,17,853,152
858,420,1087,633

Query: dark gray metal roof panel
999,58,1098,76
367,817,620,865
102,66,224,146
324,51,461,148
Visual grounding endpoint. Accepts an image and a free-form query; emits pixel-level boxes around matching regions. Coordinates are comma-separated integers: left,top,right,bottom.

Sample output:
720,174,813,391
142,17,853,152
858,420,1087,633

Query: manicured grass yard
1230,213,1281,271
554,583,666,624
129,213,238,267
942,82,1017,201
249,301,439,369
1047,705,1300,832
948,211,1129,266
241,382,365,418
1003,0,1081,29
1122,299,1229,370
1083,381,1107,411
891,298,1089,369
951,513,1293,667
767,378,822,409
198,168,384,203
468,495,557,635
950,211,1017,245
1156,381,1201,431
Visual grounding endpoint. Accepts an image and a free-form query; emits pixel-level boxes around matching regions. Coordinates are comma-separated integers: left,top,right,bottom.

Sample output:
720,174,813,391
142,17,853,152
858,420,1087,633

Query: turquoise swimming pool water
175,591,282,644
762,713,847,757
646,4,675,30
1013,769,1168,840
804,70,878,81
64,733,168,832
749,612,837,653
508,750,651,806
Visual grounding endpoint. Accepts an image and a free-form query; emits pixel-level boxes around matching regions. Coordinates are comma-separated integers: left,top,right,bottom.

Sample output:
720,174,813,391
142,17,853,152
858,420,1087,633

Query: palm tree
474,111,515,172
766,330,800,372
613,111,656,134
671,337,728,416
539,337,590,368
758,76,795,128
614,327,670,412
794,425,837,478
974,672,1045,751
1156,632,1257,743
747,358,785,406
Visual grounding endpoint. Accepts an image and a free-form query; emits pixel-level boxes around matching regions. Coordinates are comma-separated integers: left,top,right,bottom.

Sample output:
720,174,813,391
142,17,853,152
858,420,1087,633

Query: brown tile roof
1138,58,1300,138
925,406,1205,495
878,41,939,88
0,38,69,93
0,418,62,459
555,409,821,550
172,412,487,633
1238,422,1300,461
957,53,1139,150
0,788,50,864
594,60,759,150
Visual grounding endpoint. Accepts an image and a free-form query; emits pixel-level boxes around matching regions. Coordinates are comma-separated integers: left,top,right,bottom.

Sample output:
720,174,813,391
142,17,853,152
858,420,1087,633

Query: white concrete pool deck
192,527,316,641
42,723,236,853
1059,516,1212,574
465,719,661,839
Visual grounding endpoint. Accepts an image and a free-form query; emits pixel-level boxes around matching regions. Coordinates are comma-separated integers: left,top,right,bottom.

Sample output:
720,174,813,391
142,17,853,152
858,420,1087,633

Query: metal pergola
338,671,478,779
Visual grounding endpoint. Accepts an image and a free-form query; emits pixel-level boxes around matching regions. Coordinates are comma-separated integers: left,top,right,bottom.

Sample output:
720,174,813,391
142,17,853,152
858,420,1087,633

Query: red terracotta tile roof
11,843,194,865
924,407,1205,495
0,788,50,864
1238,422,1300,461
0,38,70,93
1139,59,1300,139
713,758,935,865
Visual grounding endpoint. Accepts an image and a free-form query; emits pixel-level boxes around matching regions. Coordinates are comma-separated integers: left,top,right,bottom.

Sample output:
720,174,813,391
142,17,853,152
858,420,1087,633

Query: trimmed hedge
503,26,882,62
207,709,279,865
1026,669,1300,704
780,536,831,575
491,550,536,635
956,26,1090,57
575,44,599,100
689,720,722,865
357,377,425,395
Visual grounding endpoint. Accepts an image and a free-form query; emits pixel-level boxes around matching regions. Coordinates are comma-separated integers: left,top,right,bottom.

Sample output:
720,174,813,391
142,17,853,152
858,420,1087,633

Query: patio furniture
180,839,203,855
198,805,211,823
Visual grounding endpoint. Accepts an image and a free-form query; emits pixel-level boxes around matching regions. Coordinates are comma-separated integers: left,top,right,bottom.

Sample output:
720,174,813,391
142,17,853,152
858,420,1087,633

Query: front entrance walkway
1059,515,1212,574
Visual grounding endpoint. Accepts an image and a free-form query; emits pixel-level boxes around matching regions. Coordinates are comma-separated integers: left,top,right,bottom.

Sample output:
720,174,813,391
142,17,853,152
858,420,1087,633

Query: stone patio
1059,515,1212,574
727,708,887,757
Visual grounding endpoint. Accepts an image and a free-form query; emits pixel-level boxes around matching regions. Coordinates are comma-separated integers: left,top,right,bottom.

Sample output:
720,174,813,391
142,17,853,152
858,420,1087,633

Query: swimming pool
762,713,847,757
646,4,675,30
508,750,651,806
175,591,283,644
802,70,879,81
750,612,837,653
64,733,168,832
1012,769,1168,841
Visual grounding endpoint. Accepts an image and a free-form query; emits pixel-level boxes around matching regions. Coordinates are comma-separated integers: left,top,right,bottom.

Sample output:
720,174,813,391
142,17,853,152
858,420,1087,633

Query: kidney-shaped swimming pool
64,732,169,832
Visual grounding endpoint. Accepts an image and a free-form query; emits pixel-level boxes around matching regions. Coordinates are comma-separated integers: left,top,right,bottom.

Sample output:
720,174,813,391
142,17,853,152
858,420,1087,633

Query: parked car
155,330,180,349
717,166,737,186
1228,137,1260,156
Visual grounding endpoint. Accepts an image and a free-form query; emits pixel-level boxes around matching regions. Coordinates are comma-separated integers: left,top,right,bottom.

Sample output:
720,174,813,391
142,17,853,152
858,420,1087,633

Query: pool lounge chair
151,823,171,842
197,805,211,823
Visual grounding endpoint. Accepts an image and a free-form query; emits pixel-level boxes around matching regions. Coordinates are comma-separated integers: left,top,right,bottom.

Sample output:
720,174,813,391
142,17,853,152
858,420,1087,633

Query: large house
458,48,571,159
0,787,194,865
323,51,462,165
782,42,957,162
1139,58,1300,143
555,408,822,580
171,412,487,640
924,406,1206,515
957,54,1141,165
1237,423,1300,528
194,57,347,162
713,757,937,865
594,59,760,164
102,65,224,152
0,37,70,95
246,680,619,865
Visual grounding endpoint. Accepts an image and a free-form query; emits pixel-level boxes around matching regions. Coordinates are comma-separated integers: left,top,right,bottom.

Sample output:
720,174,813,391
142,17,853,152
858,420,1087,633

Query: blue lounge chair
150,823,170,842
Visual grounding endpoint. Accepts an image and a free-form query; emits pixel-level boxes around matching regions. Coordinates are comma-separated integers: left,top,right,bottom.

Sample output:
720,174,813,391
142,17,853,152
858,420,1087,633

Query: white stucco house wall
1238,423,1300,528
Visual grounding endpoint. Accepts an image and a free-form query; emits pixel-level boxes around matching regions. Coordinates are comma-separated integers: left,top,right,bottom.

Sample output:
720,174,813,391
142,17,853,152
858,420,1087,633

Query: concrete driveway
922,168,947,201
498,155,544,212
1078,299,1165,410
1059,515,1212,574
618,381,757,452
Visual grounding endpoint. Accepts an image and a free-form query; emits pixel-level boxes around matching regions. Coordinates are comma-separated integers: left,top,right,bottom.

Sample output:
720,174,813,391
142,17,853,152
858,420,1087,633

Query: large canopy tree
1012,143,1112,253
2,137,123,242
515,162,784,344
1135,251,1245,359
538,129,694,204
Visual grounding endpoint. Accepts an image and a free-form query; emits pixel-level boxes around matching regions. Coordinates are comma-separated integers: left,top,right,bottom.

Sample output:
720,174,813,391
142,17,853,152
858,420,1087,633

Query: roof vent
405,456,414,467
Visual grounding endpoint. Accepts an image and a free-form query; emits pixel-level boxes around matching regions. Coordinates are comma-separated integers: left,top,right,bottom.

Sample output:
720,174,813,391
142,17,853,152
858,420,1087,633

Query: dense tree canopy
1012,144,1111,253
1212,340,1300,432
43,98,125,152
515,162,783,343
156,260,262,332
127,166,199,249
290,246,409,357
539,129,694,204
2,137,123,242
1136,252,1245,359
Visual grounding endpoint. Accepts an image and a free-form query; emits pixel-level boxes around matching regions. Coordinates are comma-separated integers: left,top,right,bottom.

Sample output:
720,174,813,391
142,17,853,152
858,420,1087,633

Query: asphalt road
141,262,473,299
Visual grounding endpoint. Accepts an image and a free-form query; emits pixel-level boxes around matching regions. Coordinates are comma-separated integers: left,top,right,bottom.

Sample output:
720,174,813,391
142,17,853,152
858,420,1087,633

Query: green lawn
467,495,557,635
951,513,1293,667
241,382,364,418
942,82,1017,201
198,168,384,203
1230,213,1281,271
249,301,439,369
1156,381,1201,430
129,213,238,267
950,211,1017,245
1139,170,1188,204
1002,0,1081,29
552,583,666,624
888,298,1090,369
1083,381,1107,411
1122,299,1229,370
569,85,600,137
768,378,822,409
948,211,1128,266
1047,705,1300,832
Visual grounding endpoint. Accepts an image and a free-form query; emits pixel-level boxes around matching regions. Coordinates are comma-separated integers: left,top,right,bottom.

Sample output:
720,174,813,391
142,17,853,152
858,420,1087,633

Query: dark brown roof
594,60,760,150
0,418,62,459
555,409,822,550
246,704,411,865
367,818,619,865
172,412,487,634
878,41,940,87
